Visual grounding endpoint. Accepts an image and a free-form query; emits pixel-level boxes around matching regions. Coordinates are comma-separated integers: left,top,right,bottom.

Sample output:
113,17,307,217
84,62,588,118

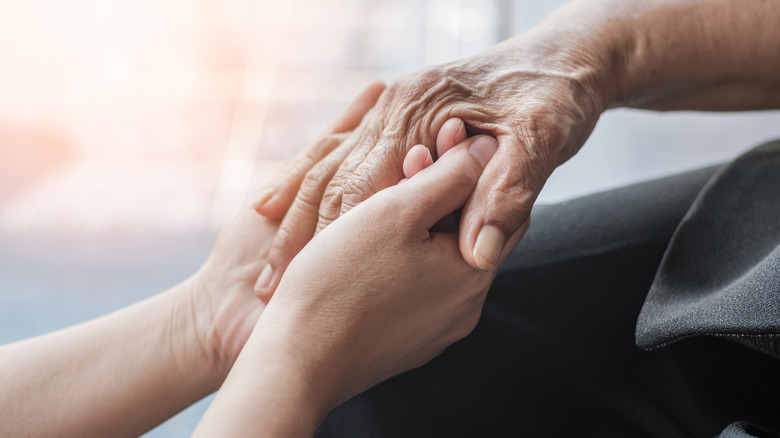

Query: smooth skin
0,82,384,438
253,0,780,300
195,134,519,438
0,83,500,438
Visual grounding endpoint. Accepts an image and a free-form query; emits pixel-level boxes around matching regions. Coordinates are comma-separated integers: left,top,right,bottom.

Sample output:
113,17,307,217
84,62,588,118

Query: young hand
195,134,529,437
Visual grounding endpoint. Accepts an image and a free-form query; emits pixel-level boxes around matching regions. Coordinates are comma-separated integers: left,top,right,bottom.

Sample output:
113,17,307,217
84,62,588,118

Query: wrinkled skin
195,135,532,437
187,82,385,372
254,31,615,299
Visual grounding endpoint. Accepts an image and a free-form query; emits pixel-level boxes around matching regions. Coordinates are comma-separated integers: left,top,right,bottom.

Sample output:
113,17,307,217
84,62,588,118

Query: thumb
254,81,386,219
391,135,498,231
459,136,550,270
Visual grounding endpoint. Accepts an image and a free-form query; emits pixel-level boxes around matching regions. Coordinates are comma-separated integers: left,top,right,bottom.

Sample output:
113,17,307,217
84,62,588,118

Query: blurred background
1,0,778,435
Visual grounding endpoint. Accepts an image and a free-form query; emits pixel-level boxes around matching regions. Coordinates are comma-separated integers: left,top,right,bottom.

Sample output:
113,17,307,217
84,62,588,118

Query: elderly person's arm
253,0,780,300
195,135,505,437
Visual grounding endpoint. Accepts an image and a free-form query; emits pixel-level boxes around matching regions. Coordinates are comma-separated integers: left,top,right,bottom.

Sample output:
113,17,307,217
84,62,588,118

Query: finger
436,117,467,159
251,134,344,219
402,144,433,178
254,81,386,218
458,136,549,270
254,143,355,302
328,81,387,133
314,113,393,233
330,113,459,232
391,135,498,231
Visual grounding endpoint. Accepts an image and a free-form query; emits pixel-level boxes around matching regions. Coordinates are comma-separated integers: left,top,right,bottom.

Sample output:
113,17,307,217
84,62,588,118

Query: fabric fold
636,140,780,356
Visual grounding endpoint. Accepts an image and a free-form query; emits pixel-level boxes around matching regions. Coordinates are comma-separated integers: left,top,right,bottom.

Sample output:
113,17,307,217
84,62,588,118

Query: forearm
0,280,223,437
536,0,780,111
194,320,328,438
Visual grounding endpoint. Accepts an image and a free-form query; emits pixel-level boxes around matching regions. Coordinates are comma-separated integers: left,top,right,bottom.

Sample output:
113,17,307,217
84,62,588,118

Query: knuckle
486,182,536,228
269,223,305,262
342,172,376,208
291,183,324,221
318,185,344,224
408,67,448,90
300,162,332,199
315,217,331,234
384,68,462,144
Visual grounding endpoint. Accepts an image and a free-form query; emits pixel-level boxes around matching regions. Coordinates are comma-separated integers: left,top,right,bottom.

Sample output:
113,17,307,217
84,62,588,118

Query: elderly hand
262,136,508,406
196,135,530,437
186,82,385,373
253,14,618,299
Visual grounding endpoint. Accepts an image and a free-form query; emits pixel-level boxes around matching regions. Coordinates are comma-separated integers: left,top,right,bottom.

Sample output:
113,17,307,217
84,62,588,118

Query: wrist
251,308,343,414
195,320,333,437
528,0,637,112
167,278,229,392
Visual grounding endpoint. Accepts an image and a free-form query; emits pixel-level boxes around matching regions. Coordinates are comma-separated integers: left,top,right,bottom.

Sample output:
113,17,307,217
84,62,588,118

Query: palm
195,205,280,365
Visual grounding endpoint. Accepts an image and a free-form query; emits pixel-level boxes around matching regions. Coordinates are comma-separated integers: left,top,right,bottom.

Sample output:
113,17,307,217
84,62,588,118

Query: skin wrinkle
338,168,385,218
299,162,341,213
271,82,387,236
330,45,603,267
256,82,385,217
319,133,397,229
253,133,346,216
316,185,344,228
189,281,223,375
317,109,393,221
260,0,780,294
275,201,319,244
419,92,468,136
393,71,472,144
330,133,406,210
264,155,345,288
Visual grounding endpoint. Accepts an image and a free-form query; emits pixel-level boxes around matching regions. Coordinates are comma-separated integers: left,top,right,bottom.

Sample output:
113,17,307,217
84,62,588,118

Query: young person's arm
0,279,231,437
195,136,514,437
0,210,273,437
0,83,385,438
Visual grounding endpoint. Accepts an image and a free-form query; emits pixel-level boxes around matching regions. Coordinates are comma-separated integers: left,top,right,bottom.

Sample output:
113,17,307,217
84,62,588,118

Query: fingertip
394,138,491,230
423,148,434,168
458,183,534,272
366,80,388,95
254,263,278,303
402,144,432,178
472,224,505,270
468,136,498,169
254,192,288,219
436,118,466,158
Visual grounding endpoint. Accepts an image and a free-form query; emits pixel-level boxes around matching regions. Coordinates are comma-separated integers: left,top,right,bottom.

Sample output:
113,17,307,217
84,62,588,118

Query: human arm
195,135,517,437
253,0,780,300
0,82,383,437
0,211,275,437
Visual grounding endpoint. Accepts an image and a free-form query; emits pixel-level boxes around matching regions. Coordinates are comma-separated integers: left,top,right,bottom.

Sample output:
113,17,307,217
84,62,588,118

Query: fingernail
255,264,274,292
469,137,498,168
254,189,275,214
473,225,505,270
424,148,433,167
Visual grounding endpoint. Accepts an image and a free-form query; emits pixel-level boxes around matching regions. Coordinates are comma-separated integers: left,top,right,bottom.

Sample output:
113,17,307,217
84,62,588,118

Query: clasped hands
192,33,611,429
189,80,535,435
